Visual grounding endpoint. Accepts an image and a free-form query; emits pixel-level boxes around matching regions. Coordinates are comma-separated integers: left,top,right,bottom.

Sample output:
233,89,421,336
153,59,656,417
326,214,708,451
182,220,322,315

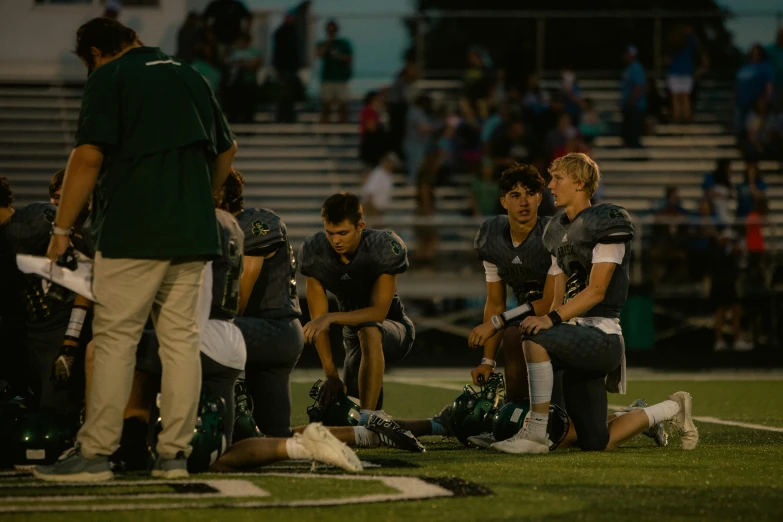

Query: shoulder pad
367,229,408,275
238,208,285,256
298,231,329,278
587,204,634,244
474,216,506,261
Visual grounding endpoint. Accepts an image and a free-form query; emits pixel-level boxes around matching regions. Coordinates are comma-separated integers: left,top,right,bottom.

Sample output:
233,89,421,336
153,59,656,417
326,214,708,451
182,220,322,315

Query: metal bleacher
1,76,782,259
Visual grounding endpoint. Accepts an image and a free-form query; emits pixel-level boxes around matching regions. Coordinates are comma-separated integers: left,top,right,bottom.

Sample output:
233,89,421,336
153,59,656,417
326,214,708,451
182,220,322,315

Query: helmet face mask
306,380,361,426
450,373,506,446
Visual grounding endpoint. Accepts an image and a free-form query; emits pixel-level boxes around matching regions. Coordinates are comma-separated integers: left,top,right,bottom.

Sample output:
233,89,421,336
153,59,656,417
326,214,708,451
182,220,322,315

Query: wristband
490,315,504,331
500,301,534,325
547,310,563,327
64,306,88,342
52,226,73,236
481,358,497,369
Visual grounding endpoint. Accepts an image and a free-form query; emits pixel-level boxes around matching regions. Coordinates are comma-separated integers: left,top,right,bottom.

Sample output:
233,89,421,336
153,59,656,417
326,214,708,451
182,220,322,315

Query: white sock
527,361,553,405
353,426,380,447
285,437,312,460
527,411,549,439
643,400,680,427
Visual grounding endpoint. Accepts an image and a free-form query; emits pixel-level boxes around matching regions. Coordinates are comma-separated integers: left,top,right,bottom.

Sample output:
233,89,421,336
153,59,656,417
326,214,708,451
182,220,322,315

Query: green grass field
2,374,783,521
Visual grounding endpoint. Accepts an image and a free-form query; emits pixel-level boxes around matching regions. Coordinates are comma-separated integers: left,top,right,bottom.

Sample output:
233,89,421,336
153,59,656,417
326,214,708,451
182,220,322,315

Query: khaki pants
78,254,207,460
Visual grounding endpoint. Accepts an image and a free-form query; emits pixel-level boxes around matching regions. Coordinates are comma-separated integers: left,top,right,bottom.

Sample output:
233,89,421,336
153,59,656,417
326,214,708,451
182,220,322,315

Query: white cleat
733,338,753,352
467,432,496,449
299,423,363,472
490,422,550,455
668,391,699,450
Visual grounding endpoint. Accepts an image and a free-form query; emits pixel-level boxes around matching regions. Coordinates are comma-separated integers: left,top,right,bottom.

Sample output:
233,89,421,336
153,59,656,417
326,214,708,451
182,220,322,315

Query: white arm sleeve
592,243,625,265
483,261,502,283
548,255,563,275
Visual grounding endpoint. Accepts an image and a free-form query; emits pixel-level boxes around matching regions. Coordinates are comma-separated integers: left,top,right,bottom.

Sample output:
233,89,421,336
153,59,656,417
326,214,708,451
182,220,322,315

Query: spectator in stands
361,152,397,220
359,91,388,172
666,25,708,124
650,186,691,285
703,158,733,225
545,113,578,161
745,95,770,164
734,44,773,138
522,73,550,114
710,228,752,352
204,0,251,62
735,163,767,220
404,94,434,184
461,47,494,125
470,162,500,217
49,169,65,206
317,20,353,124
579,98,605,144
746,196,768,281
224,32,260,123
688,198,718,280
419,107,456,188
191,43,222,94
481,104,508,149
766,29,783,112
387,60,420,158
646,75,667,125
176,12,204,64
621,45,647,148
560,66,582,125
273,9,302,123
488,117,530,176
103,0,121,20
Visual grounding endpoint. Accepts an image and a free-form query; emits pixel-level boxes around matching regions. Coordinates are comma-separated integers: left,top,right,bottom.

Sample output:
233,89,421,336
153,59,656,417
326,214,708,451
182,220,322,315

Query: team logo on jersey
341,273,352,280
390,240,402,255
511,256,522,265
608,209,624,220
43,207,56,224
561,233,568,242
251,220,270,236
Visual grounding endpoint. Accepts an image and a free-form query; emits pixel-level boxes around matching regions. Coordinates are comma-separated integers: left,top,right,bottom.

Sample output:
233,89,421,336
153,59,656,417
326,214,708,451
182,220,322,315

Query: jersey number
222,237,243,314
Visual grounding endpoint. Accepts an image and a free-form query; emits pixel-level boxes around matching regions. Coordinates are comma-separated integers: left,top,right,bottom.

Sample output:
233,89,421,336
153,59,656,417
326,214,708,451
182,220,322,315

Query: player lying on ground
474,153,698,454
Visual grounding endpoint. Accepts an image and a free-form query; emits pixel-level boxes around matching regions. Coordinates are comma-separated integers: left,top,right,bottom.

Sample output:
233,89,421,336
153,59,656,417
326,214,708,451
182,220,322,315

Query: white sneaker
733,338,753,352
298,423,363,472
713,340,729,352
490,419,550,455
467,432,496,449
668,391,699,450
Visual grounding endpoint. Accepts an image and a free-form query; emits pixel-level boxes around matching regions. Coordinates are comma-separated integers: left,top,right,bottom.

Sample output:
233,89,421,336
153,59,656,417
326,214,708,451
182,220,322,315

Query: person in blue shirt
765,29,783,112
735,164,767,220
734,44,774,137
621,46,647,148
666,25,709,123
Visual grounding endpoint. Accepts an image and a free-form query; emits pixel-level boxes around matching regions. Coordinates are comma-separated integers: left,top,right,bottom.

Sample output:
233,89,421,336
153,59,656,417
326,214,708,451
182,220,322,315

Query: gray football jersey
298,229,409,321
210,209,245,321
474,215,552,305
236,208,301,319
542,203,633,319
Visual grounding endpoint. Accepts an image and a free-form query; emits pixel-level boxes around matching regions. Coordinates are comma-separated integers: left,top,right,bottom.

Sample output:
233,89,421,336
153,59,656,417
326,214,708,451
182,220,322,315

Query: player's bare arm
47,144,103,261
520,262,616,335
237,250,276,316
304,276,346,407
303,273,396,343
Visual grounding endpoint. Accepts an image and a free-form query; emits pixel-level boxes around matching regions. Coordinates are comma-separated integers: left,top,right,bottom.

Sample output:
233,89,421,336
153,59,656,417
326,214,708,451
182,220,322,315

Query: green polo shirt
318,38,353,82
75,46,234,259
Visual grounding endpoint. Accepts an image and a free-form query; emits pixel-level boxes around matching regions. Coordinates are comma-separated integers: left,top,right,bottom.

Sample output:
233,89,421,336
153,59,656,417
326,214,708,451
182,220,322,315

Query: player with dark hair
49,170,66,206
74,17,140,74
299,193,422,451
216,168,304,438
488,153,697,455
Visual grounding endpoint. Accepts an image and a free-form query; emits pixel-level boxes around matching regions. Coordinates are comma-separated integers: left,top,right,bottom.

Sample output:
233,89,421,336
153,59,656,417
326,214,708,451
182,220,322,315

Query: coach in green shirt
36,18,237,482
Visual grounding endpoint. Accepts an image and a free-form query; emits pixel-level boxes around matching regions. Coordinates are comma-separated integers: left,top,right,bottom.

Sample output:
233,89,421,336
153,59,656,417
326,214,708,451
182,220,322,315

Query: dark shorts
136,329,241,444
526,323,624,452
342,317,415,410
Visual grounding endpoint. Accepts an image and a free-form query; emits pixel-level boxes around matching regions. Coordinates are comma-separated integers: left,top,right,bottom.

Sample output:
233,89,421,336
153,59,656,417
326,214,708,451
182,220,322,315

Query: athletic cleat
33,446,113,483
625,399,668,447
733,338,753,352
467,432,496,449
713,339,729,352
430,403,453,437
367,414,426,453
491,415,550,455
298,423,363,472
151,454,188,479
668,391,699,450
